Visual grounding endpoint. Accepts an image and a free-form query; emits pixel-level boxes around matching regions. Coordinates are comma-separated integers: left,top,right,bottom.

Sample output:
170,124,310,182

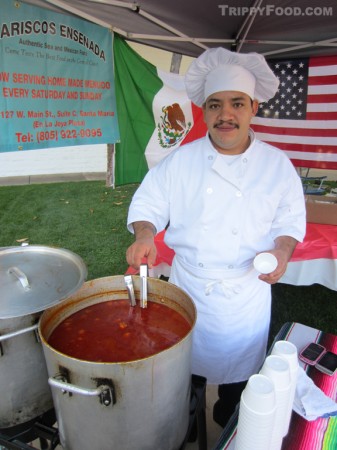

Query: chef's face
203,91,258,155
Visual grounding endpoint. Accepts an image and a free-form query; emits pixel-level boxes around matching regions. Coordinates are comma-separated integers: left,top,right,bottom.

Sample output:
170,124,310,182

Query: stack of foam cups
260,355,291,450
271,340,299,437
235,374,276,450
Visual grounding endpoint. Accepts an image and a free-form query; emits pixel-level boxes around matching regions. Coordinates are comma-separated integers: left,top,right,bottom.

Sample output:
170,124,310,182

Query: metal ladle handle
140,264,148,308
8,266,31,291
124,275,136,306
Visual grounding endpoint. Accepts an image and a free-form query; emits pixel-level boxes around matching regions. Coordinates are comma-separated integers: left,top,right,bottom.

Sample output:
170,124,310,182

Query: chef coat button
236,191,242,197
198,263,204,267
232,228,238,235
228,265,234,269
208,155,213,160
242,158,248,163
206,187,213,194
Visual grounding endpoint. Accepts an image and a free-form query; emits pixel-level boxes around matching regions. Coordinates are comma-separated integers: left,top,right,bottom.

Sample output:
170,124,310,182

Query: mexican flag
113,35,207,185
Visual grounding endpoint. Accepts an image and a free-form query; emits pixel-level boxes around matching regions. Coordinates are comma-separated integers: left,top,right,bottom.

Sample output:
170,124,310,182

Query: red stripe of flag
309,55,337,67
308,75,337,85
182,102,207,145
252,124,337,137
307,94,337,103
306,112,337,120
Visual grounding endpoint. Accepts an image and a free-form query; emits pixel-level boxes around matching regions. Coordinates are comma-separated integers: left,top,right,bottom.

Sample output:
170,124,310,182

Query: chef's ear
252,99,259,116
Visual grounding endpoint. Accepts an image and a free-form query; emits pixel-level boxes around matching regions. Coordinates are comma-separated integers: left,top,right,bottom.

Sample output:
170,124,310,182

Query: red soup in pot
48,299,191,362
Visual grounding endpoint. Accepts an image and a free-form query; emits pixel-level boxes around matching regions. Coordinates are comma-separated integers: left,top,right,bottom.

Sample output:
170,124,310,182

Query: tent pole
88,0,208,51
262,37,337,57
235,0,263,52
106,144,115,188
45,0,127,35
170,53,182,74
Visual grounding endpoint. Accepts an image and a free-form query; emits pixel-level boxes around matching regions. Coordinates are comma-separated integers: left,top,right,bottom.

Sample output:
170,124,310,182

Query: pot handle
49,375,115,406
0,323,39,342
7,266,31,291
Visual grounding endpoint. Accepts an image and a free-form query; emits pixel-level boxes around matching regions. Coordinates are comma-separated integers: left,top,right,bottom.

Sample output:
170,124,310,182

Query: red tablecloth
291,223,337,261
126,223,337,290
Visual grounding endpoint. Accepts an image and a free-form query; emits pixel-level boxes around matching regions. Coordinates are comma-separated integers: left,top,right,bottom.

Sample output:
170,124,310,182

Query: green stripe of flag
113,35,163,185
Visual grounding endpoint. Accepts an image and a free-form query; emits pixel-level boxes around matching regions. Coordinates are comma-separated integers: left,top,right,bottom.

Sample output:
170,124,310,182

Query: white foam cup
260,355,291,390
260,355,292,450
271,340,299,436
241,374,276,414
235,374,276,450
271,340,298,371
253,252,278,274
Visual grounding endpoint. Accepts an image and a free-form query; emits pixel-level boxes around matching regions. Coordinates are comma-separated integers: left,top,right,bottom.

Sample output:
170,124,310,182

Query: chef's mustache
214,120,239,129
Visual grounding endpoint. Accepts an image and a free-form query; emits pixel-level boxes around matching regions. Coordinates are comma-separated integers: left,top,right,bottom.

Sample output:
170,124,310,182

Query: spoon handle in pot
140,264,148,308
124,275,136,307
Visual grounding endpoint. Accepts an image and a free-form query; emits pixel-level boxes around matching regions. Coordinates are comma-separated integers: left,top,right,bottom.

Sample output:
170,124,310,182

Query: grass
1,180,336,343
0,181,139,279
270,283,337,342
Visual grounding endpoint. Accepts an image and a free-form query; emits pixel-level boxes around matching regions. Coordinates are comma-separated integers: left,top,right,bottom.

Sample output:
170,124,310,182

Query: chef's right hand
126,221,157,270
126,238,157,270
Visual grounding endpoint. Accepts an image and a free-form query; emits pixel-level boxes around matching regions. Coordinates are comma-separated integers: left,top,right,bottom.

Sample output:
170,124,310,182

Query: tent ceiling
23,0,337,59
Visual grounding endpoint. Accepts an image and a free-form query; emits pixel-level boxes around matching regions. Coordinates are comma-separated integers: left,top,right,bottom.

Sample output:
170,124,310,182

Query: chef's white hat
185,47,279,106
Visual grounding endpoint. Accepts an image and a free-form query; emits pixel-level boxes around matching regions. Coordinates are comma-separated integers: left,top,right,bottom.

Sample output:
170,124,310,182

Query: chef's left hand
258,236,299,284
258,249,288,284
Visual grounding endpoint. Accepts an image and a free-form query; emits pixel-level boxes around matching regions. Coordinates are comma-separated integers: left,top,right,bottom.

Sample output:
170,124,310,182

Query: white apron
169,255,271,385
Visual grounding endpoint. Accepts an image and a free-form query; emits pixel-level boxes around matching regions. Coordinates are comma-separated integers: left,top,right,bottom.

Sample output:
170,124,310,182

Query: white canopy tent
22,0,337,60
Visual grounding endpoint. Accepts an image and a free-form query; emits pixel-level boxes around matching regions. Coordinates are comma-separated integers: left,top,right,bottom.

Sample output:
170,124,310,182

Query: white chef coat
127,130,306,384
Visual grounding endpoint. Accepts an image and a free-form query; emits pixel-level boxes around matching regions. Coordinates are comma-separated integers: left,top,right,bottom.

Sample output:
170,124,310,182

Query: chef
126,47,306,427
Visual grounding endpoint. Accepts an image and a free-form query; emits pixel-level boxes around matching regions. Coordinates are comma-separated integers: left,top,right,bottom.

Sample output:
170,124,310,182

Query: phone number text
15,128,102,144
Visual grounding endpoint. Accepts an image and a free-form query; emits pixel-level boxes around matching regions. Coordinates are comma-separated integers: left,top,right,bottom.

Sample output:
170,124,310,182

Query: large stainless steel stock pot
39,275,196,450
0,245,87,428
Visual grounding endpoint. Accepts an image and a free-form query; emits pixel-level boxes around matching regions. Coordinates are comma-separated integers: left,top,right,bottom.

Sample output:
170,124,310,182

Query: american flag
251,55,337,170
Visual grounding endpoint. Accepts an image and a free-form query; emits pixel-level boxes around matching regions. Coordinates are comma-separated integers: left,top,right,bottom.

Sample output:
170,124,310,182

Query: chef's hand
258,249,288,284
126,221,157,270
258,236,299,285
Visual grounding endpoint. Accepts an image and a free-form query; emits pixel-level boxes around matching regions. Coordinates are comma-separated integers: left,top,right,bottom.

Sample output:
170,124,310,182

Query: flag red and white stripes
251,55,337,170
